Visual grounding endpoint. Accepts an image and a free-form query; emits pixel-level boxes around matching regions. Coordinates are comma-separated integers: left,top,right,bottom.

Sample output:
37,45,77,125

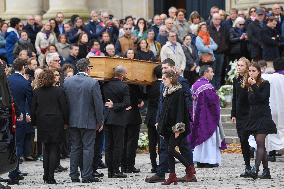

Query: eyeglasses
124,28,131,30
239,24,245,26
169,35,176,37
53,59,61,63
250,10,256,13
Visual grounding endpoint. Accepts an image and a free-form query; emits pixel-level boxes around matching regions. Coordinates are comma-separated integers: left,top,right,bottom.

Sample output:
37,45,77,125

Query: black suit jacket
126,84,143,125
102,78,130,126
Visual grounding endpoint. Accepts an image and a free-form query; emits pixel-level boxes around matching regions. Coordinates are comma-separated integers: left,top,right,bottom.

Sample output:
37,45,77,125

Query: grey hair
199,65,212,76
46,52,59,64
76,58,90,72
114,65,126,77
233,17,245,27
106,44,114,51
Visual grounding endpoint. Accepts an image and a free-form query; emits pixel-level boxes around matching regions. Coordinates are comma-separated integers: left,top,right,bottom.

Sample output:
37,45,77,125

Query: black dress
246,81,277,134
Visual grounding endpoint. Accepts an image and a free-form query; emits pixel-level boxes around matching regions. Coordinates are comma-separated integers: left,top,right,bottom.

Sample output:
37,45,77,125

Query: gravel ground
2,153,284,189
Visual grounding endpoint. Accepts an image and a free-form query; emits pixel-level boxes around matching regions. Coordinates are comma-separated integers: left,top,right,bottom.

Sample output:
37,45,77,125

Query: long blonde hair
237,57,250,88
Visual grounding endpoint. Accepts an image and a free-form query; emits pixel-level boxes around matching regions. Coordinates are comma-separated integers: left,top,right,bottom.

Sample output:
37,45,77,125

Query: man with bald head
23,15,41,44
208,13,229,89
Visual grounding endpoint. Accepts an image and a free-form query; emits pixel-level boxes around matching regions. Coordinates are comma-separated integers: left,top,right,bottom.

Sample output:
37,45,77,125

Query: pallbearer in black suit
103,65,130,178
31,69,69,184
231,57,252,177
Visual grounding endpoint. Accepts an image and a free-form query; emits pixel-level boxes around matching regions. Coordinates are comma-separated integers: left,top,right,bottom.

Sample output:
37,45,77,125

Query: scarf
90,48,102,56
163,83,182,97
198,31,210,46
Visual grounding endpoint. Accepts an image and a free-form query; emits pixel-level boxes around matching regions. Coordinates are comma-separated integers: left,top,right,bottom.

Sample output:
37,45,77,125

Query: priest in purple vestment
189,65,226,168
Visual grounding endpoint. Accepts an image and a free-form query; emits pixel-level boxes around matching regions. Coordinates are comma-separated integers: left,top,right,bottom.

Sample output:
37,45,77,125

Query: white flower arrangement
226,59,238,85
138,132,149,150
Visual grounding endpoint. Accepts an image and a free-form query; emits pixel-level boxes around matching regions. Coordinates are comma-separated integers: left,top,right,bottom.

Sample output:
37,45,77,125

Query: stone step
225,136,240,144
221,114,231,122
223,128,238,137
221,108,231,115
222,122,236,129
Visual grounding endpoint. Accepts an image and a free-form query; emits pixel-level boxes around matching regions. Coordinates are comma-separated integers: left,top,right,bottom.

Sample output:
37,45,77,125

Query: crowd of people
0,3,284,188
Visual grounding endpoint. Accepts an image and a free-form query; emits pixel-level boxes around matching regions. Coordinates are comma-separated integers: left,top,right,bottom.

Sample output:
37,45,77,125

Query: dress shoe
125,167,140,173
82,177,101,183
145,174,165,183
178,165,197,182
71,178,80,183
24,156,35,161
97,162,107,169
0,177,10,182
112,172,127,178
267,155,276,162
54,165,68,173
196,162,206,168
7,179,19,185
19,172,28,177
14,175,24,181
0,183,11,189
203,163,219,168
93,170,104,177
240,167,252,178
258,168,271,179
19,157,24,164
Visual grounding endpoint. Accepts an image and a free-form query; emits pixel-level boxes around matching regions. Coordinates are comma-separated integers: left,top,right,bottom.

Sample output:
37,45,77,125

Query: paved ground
2,153,284,189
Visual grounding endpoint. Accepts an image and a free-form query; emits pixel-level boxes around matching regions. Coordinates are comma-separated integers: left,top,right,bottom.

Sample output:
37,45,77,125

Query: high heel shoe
162,173,177,185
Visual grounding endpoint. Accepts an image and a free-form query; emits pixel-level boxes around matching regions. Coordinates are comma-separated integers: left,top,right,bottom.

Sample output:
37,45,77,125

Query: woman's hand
105,99,113,108
248,77,256,85
175,132,180,139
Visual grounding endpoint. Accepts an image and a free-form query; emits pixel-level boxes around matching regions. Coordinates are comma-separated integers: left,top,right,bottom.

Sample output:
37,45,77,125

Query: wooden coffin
89,57,160,85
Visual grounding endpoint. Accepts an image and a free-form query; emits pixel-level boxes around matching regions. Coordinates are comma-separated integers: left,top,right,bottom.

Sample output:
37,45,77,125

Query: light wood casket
89,57,160,85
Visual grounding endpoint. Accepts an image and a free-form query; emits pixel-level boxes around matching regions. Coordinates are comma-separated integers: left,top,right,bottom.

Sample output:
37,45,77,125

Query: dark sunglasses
124,28,131,30
250,10,256,13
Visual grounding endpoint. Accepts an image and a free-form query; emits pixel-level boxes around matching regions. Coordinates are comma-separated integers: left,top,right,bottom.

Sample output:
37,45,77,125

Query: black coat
102,78,130,126
135,50,155,61
208,24,229,54
247,20,264,59
23,23,41,45
181,44,198,71
157,87,189,138
246,81,277,134
231,77,250,130
78,43,89,59
31,86,69,143
126,84,143,125
145,80,161,126
261,25,280,61
229,27,249,58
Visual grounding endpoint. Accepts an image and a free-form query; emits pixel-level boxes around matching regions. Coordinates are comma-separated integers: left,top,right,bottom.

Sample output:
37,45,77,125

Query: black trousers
237,129,250,167
93,129,104,171
59,129,70,157
147,124,160,168
105,124,125,173
165,134,191,173
122,124,140,168
43,142,60,180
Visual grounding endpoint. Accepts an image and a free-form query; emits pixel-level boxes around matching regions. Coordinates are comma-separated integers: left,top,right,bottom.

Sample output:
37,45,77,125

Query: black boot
248,165,259,180
240,166,252,178
250,147,255,159
259,168,271,179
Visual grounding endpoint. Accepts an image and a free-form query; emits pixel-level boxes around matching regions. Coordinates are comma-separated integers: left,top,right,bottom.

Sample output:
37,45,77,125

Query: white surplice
262,73,284,152
193,127,222,165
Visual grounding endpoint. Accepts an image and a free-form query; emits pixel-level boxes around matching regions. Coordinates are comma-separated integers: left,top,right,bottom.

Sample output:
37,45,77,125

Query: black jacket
145,80,161,126
102,78,130,126
261,25,280,61
229,27,249,57
126,84,143,125
23,23,41,45
231,77,250,121
208,24,229,54
31,86,69,143
181,44,198,70
157,87,189,138
247,20,264,59
135,50,155,61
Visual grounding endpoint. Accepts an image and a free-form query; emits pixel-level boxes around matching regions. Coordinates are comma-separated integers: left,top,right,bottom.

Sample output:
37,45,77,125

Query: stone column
43,0,89,19
0,0,43,19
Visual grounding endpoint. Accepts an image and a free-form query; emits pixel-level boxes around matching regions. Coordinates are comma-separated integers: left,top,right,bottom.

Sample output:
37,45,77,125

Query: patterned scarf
198,31,210,46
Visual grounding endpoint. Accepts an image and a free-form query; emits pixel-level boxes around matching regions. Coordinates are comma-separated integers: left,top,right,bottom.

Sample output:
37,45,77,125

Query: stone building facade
0,0,283,20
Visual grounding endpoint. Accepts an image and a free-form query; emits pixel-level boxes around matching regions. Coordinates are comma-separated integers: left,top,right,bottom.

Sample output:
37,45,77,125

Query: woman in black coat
261,17,280,62
246,63,277,180
31,69,68,184
157,70,193,185
135,39,155,61
182,34,199,85
229,17,249,61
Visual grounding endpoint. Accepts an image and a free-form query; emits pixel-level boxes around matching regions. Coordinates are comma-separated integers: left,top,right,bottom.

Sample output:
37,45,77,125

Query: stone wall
226,0,284,10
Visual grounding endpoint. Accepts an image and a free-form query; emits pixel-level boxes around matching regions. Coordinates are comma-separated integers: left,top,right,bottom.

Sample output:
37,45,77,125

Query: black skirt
246,118,277,135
